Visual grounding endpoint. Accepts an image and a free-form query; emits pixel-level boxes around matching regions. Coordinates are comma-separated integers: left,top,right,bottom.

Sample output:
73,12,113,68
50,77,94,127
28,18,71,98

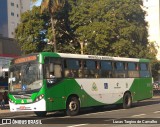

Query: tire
66,96,80,116
34,111,47,117
123,92,132,109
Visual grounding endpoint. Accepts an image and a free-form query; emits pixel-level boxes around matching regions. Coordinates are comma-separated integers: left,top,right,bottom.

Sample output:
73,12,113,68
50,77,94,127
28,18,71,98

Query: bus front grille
13,94,32,99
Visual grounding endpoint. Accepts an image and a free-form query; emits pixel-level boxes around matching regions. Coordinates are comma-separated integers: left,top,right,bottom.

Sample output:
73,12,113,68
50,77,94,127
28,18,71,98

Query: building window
17,14,19,17
11,2,14,6
17,4,19,8
11,12,14,16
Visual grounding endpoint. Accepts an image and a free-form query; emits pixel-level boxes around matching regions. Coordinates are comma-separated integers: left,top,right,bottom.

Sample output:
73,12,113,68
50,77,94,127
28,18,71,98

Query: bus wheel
34,111,47,117
123,92,132,109
66,96,80,116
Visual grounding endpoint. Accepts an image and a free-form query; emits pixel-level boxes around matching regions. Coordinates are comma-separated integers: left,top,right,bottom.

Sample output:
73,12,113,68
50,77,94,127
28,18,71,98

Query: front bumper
9,99,46,112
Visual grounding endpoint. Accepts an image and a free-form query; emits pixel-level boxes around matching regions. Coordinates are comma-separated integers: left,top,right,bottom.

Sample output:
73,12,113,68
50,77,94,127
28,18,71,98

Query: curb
0,111,34,118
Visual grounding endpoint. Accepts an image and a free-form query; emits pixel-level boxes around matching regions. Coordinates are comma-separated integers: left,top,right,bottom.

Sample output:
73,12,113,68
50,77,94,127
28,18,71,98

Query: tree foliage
68,0,156,60
16,0,157,60
15,5,72,54
41,0,65,52
15,6,51,54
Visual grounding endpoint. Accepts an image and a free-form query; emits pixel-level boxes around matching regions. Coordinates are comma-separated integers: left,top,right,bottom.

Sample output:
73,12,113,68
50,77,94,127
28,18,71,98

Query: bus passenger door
44,57,64,111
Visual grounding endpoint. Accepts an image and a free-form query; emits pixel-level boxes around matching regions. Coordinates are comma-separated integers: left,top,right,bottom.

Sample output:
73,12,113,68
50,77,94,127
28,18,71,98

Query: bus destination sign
14,55,37,64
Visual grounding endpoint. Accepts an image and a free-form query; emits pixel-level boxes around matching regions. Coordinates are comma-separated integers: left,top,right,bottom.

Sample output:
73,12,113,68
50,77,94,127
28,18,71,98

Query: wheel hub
69,101,77,111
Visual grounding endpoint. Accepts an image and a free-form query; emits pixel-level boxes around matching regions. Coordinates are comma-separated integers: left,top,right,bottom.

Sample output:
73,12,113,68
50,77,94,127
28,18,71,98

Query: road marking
154,111,160,114
67,124,88,127
131,114,146,117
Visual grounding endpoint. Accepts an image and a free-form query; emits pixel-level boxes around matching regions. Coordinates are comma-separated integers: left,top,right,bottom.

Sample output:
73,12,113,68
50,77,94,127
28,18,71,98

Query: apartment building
0,0,30,38
142,0,160,59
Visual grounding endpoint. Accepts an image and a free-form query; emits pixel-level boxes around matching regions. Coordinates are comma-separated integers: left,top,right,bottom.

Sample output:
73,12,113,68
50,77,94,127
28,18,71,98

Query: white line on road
131,114,146,117
154,111,160,114
67,124,88,127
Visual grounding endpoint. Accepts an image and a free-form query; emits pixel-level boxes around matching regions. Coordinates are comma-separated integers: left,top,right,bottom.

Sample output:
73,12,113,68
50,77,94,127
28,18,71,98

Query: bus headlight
35,94,44,102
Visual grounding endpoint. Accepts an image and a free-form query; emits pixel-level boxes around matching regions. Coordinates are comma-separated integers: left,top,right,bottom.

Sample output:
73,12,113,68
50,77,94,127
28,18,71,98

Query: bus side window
44,57,62,81
85,60,97,78
128,62,139,78
54,64,62,78
114,62,127,78
64,59,79,78
100,61,113,78
140,63,150,77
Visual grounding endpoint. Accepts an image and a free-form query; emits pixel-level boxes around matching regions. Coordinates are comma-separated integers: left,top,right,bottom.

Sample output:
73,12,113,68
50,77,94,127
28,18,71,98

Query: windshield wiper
18,91,26,95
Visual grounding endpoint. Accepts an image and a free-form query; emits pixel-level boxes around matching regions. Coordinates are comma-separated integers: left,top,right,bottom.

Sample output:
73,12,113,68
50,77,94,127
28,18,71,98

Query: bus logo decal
92,82,98,91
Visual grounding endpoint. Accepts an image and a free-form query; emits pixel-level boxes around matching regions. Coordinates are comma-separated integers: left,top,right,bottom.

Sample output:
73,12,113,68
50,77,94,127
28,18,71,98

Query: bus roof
39,52,150,63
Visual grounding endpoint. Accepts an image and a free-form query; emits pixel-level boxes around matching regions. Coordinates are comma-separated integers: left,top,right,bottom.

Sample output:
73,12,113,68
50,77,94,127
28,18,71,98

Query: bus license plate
20,106,26,110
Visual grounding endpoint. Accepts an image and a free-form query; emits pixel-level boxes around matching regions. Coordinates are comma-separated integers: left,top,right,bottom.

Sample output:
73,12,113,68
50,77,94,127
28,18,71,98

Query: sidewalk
0,104,34,117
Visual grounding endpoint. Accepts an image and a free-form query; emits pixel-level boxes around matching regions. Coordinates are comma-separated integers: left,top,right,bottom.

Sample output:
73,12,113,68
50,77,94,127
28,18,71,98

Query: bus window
44,58,62,86
114,62,127,78
100,61,113,78
85,60,96,69
84,60,98,78
115,62,124,71
128,62,139,78
64,59,80,78
140,63,150,77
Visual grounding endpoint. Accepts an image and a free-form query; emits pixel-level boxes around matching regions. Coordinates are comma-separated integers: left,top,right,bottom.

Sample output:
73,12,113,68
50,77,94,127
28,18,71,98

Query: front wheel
66,96,80,116
34,111,47,117
123,92,132,109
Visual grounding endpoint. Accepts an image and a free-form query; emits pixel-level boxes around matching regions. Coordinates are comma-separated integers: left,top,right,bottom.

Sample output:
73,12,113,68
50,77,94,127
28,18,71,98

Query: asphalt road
1,96,160,127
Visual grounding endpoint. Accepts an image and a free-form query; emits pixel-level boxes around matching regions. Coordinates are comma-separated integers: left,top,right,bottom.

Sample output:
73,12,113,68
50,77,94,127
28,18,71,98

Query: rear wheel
34,111,47,117
123,92,132,109
66,96,80,116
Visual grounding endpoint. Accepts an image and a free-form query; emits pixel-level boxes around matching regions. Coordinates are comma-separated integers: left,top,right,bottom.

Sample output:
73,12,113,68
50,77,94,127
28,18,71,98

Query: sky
34,0,42,6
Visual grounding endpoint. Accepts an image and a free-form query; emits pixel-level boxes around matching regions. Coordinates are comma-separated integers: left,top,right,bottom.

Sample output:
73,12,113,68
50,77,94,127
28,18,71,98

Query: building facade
0,0,30,38
142,0,160,59
0,36,22,77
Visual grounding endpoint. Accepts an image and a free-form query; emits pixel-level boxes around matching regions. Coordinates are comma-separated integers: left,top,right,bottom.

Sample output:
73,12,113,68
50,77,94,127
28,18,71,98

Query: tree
41,0,65,52
15,6,51,54
67,0,156,60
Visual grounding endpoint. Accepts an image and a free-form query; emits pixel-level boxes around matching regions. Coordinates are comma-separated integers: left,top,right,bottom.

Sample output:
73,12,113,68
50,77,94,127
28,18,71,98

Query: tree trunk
51,15,57,52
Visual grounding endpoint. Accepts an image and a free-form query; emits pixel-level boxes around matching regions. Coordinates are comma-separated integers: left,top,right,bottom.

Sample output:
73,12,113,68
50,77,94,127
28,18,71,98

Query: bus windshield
8,62,43,93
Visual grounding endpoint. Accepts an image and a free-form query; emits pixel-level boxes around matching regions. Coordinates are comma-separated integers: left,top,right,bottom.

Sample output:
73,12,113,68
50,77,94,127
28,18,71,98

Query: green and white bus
8,52,153,116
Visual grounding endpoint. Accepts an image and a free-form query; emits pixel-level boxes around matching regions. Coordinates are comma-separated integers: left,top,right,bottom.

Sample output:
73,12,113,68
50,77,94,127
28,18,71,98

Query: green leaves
15,6,50,54
68,0,156,60
15,0,157,61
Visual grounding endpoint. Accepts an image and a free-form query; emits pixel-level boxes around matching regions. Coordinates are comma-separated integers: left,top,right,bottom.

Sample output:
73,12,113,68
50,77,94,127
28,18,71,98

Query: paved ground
0,104,34,117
